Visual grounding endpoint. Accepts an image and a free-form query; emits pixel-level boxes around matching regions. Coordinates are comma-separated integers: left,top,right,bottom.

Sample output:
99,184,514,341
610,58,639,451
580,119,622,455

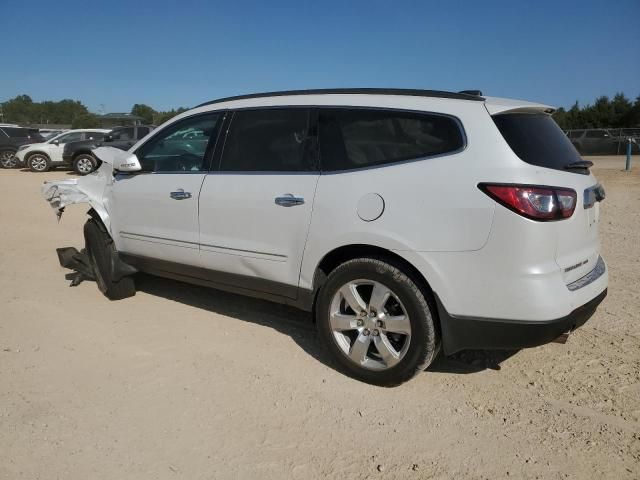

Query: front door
198,108,319,298
49,130,85,162
109,112,224,266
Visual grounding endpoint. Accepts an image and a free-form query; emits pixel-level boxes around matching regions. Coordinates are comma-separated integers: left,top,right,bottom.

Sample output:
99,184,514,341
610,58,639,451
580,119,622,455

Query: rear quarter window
319,108,464,171
492,113,583,171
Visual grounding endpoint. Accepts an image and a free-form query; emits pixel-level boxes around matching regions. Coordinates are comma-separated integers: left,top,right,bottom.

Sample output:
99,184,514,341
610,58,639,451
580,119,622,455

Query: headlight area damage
41,147,128,225
41,147,137,291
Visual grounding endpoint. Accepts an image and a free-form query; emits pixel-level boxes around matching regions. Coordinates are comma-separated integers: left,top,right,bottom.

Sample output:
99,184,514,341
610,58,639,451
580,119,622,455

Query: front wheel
73,154,98,175
316,257,438,386
0,150,16,168
27,153,51,172
84,218,136,300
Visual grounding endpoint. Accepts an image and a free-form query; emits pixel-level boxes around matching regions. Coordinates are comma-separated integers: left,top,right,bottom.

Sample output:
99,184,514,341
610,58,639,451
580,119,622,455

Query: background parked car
15,129,110,172
62,125,154,174
38,129,67,140
0,126,44,168
566,128,640,155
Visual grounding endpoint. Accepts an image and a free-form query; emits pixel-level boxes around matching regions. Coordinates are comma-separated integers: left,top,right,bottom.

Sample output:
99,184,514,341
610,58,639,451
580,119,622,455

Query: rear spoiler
484,96,556,116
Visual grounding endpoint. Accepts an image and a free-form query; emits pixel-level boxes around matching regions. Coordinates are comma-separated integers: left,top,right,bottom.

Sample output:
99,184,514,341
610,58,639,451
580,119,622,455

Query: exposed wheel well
26,151,50,160
312,244,440,333
73,150,95,160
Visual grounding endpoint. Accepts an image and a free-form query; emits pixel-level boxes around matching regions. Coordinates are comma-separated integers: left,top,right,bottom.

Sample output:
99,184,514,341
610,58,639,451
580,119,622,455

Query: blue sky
1,0,638,113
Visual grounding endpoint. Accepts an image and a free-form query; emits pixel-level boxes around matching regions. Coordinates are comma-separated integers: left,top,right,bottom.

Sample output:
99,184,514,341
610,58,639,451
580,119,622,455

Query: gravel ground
1,157,638,479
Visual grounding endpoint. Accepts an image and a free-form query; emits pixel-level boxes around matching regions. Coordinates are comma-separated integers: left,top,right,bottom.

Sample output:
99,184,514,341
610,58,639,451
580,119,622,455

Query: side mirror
113,153,142,172
104,135,113,142
53,139,59,145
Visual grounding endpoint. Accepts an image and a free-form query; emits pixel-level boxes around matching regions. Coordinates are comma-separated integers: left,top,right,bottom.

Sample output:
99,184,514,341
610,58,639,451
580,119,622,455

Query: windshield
492,113,583,172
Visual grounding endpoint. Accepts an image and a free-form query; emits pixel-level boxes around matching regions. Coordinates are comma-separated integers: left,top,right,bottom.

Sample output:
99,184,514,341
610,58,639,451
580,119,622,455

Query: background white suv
43,89,608,386
16,129,110,172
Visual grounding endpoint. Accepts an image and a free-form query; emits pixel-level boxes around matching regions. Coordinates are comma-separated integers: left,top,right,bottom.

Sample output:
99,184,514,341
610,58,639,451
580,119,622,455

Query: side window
568,130,582,139
219,108,312,172
585,130,607,138
135,113,222,172
319,108,464,171
2,127,29,138
86,131,105,140
57,132,84,143
111,127,135,140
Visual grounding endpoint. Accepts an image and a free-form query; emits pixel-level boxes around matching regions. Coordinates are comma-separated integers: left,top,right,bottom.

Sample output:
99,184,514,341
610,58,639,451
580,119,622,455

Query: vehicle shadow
429,349,520,374
133,273,520,376
133,273,327,364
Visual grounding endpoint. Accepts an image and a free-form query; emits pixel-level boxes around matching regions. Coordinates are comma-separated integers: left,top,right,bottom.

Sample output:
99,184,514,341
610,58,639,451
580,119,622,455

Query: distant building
97,113,144,128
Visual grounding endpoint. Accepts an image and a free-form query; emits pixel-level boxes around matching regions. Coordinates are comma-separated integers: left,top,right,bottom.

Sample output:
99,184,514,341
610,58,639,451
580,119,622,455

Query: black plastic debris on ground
56,247,95,287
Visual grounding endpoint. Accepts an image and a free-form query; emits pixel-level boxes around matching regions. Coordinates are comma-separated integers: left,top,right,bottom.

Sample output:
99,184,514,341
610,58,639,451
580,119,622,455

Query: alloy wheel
76,157,94,174
29,154,48,171
0,151,16,168
329,279,412,370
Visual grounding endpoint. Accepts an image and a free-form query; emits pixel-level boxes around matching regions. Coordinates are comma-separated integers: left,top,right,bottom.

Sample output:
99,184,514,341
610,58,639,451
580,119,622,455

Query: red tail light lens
479,183,576,221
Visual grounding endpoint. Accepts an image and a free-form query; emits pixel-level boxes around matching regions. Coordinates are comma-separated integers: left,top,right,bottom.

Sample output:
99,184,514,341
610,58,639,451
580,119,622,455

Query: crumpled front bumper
41,147,122,225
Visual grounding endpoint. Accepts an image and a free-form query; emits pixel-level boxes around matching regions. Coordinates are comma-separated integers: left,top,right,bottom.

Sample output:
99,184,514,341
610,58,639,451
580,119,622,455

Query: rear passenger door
198,108,319,298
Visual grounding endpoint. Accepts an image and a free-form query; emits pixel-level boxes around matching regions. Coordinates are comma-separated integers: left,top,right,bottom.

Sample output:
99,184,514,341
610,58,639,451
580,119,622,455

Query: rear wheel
27,153,51,172
0,150,16,168
84,218,136,300
73,154,98,175
316,257,438,386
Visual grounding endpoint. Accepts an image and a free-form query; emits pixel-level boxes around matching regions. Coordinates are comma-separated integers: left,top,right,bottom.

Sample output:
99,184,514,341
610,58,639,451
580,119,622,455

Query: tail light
479,183,577,221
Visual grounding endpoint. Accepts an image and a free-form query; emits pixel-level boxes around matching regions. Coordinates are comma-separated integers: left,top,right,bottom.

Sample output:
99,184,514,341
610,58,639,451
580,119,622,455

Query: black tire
73,154,98,175
26,152,51,172
84,218,136,300
316,257,438,387
0,149,17,168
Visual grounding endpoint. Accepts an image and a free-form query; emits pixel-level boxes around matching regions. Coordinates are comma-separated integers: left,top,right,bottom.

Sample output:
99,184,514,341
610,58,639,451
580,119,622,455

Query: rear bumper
437,288,607,355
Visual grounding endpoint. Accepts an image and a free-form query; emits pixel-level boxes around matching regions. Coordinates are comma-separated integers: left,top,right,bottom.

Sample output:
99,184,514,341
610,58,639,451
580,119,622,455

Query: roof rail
196,88,485,108
458,90,483,96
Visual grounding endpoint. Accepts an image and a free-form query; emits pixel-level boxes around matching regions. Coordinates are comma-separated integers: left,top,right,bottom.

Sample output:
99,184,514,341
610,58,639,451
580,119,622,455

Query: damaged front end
42,147,138,288
41,147,134,227
57,247,95,286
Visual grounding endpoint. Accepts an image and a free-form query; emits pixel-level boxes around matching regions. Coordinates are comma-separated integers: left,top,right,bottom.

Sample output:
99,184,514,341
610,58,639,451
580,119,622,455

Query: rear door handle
275,193,304,207
170,189,192,200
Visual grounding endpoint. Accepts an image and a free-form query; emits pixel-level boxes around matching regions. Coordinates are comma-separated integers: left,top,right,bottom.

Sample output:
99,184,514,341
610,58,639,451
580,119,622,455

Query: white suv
16,129,110,172
43,89,608,386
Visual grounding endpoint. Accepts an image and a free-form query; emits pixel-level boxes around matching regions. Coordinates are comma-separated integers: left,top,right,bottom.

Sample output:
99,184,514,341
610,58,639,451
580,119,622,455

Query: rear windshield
1,127,32,138
492,113,582,171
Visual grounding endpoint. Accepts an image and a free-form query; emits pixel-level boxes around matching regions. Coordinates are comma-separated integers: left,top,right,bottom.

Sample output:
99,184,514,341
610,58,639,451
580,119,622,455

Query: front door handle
275,193,305,207
170,189,192,200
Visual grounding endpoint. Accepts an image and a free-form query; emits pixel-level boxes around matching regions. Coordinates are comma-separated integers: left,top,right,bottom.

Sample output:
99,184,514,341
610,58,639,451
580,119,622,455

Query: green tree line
552,93,640,130
2,92,639,131
0,95,188,128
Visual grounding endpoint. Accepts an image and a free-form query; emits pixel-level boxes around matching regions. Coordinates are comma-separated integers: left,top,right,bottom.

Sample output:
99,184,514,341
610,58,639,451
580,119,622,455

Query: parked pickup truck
566,128,640,156
62,125,154,174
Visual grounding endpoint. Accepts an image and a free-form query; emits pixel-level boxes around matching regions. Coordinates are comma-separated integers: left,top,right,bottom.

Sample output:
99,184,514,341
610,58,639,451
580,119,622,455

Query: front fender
41,149,123,231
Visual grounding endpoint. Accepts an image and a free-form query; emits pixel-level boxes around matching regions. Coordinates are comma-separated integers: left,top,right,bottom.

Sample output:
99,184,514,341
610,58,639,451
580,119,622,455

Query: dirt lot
1,157,639,479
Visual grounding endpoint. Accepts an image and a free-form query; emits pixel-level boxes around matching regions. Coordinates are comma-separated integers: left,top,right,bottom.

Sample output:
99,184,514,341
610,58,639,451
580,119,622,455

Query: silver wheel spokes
77,158,93,173
330,280,411,371
1,152,16,168
31,155,47,171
